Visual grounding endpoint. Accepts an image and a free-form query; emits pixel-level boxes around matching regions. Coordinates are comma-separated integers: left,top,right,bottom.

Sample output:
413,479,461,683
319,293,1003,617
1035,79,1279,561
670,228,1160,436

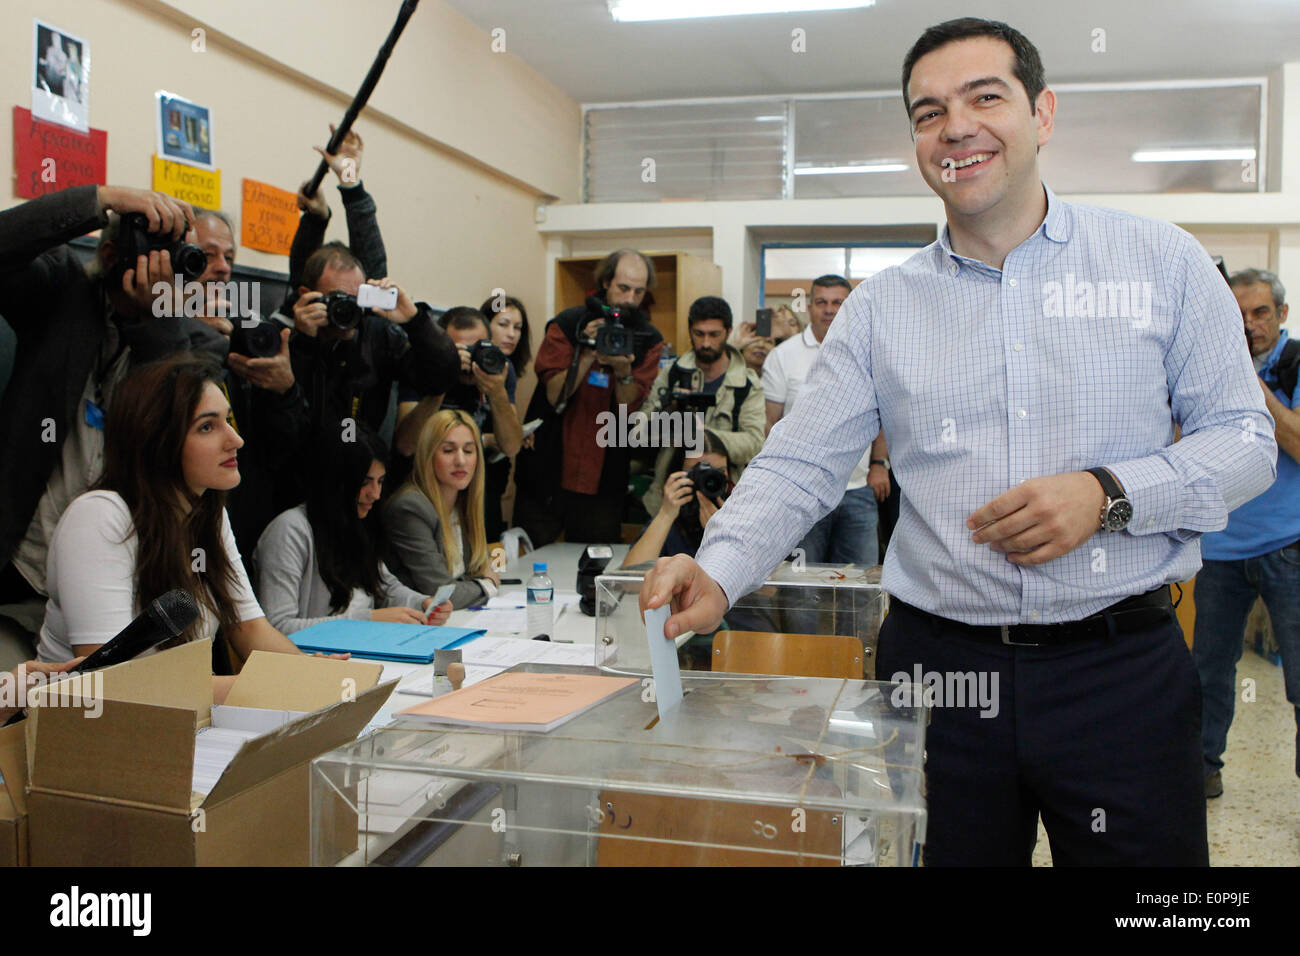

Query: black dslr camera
677,461,728,523
115,213,208,281
581,297,637,356
318,291,364,331
229,317,283,358
466,339,507,375
667,388,716,412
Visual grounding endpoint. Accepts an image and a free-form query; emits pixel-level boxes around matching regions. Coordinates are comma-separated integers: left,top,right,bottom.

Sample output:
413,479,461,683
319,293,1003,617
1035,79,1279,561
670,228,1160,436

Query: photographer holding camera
394,307,522,539
0,184,217,649
516,249,664,544
640,296,765,517
288,246,458,453
624,431,732,566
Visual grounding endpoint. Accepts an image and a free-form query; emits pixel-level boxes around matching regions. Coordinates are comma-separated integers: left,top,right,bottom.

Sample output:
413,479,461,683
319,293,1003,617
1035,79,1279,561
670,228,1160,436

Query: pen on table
467,604,526,611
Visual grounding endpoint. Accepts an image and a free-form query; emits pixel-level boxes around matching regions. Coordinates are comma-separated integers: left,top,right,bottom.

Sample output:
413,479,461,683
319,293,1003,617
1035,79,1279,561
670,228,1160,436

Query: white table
364,542,630,728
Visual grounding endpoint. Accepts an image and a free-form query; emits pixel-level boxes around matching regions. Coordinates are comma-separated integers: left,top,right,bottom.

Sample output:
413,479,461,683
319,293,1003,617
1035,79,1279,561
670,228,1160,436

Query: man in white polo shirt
763,274,890,566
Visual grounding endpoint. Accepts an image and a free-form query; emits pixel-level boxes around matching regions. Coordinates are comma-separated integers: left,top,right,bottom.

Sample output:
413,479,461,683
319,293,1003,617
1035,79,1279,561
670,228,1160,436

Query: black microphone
70,589,200,673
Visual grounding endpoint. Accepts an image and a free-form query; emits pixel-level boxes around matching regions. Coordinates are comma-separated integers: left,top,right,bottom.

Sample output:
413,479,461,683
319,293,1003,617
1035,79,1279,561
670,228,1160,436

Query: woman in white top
37,354,307,663
255,424,453,634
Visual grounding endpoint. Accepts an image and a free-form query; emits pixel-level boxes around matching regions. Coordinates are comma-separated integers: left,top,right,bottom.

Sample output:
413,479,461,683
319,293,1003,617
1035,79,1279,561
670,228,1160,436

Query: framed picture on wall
32,19,91,131
155,90,214,169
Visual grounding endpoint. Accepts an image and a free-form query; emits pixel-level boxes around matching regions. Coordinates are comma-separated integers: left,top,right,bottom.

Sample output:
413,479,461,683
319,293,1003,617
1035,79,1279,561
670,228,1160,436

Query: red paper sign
13,106,107,199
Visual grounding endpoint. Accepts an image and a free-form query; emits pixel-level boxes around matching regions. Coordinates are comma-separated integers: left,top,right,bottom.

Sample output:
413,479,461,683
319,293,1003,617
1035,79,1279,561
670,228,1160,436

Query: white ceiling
445,0,1300,103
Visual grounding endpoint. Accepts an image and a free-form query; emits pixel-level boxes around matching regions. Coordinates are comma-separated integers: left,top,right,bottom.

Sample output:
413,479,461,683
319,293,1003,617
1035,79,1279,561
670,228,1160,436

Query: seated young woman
623,431,732,567
35,354,309,667
254,425,452,634
384,409,501,608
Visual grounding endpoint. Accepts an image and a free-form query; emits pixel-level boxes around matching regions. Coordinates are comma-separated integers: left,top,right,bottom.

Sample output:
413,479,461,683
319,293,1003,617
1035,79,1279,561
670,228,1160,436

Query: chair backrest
711,630,863,679
499,526,534,562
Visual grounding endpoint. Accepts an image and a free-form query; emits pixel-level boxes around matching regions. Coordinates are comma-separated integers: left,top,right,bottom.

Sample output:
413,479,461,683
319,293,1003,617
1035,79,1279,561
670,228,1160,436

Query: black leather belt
891,586,1174,647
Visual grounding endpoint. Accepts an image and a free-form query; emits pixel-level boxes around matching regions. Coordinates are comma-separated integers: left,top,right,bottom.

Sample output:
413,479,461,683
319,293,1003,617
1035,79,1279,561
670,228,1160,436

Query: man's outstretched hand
640,555,729,640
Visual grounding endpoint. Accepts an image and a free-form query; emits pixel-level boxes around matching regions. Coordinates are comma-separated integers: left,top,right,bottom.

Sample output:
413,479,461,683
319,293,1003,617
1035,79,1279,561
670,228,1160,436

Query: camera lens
471,341,507,375
172,242,209,281
322,291,362,331
231,319,281,358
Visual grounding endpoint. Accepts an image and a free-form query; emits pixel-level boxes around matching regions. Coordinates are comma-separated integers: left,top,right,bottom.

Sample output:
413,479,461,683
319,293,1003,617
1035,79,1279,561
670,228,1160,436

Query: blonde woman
383,410,501,608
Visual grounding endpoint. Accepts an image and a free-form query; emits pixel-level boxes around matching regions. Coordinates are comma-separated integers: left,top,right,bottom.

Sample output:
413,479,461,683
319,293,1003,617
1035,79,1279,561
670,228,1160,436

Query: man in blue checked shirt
642,17,1276,866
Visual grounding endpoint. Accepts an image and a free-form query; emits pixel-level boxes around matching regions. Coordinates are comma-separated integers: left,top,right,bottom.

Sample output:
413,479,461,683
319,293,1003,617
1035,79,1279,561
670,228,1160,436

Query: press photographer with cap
641,17,1276,866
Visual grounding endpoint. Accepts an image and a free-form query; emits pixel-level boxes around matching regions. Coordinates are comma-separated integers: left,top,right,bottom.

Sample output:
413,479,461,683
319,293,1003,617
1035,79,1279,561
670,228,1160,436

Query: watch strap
1086,467,1125,502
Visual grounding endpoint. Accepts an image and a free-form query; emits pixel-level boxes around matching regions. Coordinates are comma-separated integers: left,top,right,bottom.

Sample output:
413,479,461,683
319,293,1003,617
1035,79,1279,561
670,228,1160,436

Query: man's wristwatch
870,458,890,471
1087,467,1132,532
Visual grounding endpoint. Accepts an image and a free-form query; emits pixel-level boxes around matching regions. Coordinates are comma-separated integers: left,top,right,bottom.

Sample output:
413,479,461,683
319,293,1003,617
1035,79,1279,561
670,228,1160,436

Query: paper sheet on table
643,605,683,718
468,608,528,632
378,660,428,684
396,663,506,697
460,635,595,668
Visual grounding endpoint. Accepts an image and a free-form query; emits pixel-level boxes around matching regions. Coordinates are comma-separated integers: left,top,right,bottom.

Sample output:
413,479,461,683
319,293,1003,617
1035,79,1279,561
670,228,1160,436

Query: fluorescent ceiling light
609,0,875,23
1131,148,1256,163
794,162,908,175
753,115,786,122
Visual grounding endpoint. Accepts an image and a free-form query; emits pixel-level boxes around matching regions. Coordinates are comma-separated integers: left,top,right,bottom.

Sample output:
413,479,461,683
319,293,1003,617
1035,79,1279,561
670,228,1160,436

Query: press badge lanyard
85,317,127,431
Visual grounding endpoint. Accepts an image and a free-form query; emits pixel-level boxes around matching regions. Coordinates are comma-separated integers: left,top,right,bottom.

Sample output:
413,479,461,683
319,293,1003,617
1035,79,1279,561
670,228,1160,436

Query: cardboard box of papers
312,665,926,867
0,723,29,866
596,561,887,678
25,640,395,866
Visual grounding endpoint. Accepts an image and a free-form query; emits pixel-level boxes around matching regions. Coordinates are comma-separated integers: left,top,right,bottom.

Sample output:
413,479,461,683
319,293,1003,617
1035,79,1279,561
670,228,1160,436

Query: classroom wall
0,0,582,335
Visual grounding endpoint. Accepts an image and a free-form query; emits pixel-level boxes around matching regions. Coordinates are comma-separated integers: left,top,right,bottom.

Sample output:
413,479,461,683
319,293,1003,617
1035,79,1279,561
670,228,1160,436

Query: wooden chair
711,630,863,679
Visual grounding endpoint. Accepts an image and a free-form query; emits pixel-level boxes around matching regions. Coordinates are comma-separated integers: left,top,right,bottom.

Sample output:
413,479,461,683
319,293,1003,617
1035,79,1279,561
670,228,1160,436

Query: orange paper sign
240,179,298,256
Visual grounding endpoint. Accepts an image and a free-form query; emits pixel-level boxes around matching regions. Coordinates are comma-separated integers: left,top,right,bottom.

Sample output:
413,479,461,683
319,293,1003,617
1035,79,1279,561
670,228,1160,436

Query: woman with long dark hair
255,424,451,633
479,293,532,380
36,354,304,662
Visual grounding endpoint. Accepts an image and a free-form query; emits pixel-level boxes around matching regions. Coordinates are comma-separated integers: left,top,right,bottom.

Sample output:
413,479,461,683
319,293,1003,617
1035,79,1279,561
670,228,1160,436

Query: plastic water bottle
526,562,554,641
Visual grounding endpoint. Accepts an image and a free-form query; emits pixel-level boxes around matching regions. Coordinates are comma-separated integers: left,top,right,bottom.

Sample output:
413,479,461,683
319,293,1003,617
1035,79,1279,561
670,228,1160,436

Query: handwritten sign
13,106,107,198
151,155,220,208
240,179,297,256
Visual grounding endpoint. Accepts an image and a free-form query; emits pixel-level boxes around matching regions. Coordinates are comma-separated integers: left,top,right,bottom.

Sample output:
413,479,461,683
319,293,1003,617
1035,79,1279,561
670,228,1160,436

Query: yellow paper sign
240,179,298,256
151,155,221,208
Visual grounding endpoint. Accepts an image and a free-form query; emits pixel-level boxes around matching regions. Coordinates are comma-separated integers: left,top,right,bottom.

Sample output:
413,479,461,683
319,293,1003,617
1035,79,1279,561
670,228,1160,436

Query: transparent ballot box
311,665,926,866
596,562,887,678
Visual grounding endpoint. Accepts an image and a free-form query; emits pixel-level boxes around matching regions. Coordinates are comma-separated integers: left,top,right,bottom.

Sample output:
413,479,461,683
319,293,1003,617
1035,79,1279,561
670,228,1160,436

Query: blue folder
290,619,486,663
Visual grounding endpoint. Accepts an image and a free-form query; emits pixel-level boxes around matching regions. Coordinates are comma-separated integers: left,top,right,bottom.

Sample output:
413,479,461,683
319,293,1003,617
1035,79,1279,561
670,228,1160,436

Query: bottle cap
533,562,547,573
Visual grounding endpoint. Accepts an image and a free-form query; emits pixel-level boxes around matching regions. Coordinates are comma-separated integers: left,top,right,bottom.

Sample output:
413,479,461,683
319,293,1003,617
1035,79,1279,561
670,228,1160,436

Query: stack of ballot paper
395,672,638,732
192,727,263,796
